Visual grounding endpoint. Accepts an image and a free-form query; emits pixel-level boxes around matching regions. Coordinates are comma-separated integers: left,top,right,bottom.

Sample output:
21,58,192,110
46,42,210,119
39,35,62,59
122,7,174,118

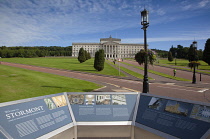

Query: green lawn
0,57,126,77
157,58,210,69
156,58,210,74
0,64,101,103
107,61,153,80
122,62,191,82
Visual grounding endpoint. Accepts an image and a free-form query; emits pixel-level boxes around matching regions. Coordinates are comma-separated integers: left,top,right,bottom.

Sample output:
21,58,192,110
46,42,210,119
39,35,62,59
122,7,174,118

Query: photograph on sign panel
148,97,164,110
96,95,111,105
44,98,57,110
164,100,189,116
52,95,67,107
190,104,210,123
68,94,84,105
112,95,126,105
85,95,95,105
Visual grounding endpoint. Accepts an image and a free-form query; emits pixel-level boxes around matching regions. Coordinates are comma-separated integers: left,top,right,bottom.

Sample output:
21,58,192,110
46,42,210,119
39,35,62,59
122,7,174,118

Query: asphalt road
123,60,210,83
2,62,210,103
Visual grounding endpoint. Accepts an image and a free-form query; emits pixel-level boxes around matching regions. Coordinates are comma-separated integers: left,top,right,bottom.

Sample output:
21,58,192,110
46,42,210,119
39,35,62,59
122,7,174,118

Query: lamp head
141,9,149,25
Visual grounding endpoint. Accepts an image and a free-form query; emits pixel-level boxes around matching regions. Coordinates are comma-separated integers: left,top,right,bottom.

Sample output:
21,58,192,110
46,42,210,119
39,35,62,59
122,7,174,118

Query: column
111,45,113,58
115,45,117,58
109,45,110,58
106,45,107,58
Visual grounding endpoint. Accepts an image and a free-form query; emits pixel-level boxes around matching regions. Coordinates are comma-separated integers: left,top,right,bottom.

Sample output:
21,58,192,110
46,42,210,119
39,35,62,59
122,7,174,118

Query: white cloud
0,0,141,46
199,0,210,7
156,8,166,16
182,4,192,10
123,32,209,44
0,0,209,46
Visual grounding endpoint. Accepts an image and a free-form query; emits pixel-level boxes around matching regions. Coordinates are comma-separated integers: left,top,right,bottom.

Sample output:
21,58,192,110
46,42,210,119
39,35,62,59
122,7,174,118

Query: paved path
1,62,210,103
121,60,210,87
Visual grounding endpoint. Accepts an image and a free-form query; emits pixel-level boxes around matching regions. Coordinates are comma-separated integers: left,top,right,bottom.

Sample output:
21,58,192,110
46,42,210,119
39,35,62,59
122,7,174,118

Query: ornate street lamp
192,41,197,84
141,9,149,93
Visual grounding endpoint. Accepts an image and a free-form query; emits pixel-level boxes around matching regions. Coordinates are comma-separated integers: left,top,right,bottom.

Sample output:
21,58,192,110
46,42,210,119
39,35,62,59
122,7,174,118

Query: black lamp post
141,9,149,93
192,41,197,84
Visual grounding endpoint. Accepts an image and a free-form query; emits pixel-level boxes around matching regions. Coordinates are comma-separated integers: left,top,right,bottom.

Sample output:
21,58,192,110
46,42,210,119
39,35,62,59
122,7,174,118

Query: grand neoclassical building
72,36,144,58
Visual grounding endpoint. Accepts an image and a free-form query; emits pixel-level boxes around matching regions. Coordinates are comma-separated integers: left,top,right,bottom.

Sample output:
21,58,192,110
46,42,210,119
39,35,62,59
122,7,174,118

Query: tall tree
78,48,86,63
94,49,105,71
87,52,91,60
203,38,210,65
135,49,156,65
168,51,173,62
188,44,198,62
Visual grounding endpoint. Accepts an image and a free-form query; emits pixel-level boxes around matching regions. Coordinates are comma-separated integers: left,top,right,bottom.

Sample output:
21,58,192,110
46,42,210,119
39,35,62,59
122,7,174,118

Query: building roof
100,35,121,42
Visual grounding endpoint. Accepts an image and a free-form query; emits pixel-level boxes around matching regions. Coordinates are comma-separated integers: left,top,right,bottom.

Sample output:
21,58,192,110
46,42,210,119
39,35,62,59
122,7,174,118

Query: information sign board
0,93,73,139
67,92,138,122
135,94,210,139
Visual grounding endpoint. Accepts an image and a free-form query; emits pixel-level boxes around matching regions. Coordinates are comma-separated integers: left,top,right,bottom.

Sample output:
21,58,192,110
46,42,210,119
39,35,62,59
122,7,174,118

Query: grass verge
107,61,153,80
122,62,191,82
156,59,210,74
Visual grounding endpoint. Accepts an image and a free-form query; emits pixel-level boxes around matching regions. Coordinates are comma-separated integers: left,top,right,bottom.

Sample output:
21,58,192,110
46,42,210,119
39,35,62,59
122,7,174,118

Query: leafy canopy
135,49,156,65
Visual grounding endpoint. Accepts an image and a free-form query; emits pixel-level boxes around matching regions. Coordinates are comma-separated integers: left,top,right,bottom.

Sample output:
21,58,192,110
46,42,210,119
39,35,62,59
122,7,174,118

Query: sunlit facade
72,36,144,58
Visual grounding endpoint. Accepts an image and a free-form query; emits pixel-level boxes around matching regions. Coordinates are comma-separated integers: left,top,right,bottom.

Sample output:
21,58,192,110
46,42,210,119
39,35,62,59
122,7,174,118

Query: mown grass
0,64,101,103
0,57,126,77
156,58,210,74
107,61,154,80
122,62,191,82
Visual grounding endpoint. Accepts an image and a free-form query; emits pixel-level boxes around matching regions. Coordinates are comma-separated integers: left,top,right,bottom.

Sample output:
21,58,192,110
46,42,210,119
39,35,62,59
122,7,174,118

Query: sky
0,0,210,51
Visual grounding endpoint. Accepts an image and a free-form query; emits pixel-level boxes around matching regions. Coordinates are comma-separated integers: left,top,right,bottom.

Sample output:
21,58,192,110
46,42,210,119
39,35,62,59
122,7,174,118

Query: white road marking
122,87,138,92
198,89,209,93
93,86,106,91
157,86,198,92
112,89,130,92
165,83,175,85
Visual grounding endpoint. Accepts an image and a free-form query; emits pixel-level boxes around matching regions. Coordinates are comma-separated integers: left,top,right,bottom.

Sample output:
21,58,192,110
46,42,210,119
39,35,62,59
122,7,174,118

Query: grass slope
0,64,101,103
156,58,210,74
0,57,126,77
122,62,191,81
107,61,153,80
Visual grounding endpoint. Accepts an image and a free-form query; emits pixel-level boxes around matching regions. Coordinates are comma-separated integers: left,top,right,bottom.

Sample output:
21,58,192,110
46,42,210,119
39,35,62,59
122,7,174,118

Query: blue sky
0,0,209,51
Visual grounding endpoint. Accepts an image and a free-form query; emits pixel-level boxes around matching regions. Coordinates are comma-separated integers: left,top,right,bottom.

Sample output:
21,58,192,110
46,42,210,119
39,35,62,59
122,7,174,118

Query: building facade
72,36,144,59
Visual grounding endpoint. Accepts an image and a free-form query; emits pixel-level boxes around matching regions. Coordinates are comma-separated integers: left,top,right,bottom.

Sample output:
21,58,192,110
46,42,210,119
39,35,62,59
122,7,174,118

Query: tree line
167,38,210,65
0,46,72,58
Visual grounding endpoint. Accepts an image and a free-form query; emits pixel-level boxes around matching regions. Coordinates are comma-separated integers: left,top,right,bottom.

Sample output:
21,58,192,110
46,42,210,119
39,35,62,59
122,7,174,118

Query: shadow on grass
82,89,95,92
41,86,66,89
63,62,79,64
73,69,96,72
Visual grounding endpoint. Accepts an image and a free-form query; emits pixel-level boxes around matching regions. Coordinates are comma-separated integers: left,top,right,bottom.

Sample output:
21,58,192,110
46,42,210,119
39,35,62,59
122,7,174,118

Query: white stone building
72,36,144,58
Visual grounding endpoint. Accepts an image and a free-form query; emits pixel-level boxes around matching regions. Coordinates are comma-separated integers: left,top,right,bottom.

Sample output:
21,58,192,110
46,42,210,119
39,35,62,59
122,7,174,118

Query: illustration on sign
68,95,84,105
96,95,111,105
112,95,126,105
85,95,95,105
190,105,210,123
164,100,189,117
148,97,164,110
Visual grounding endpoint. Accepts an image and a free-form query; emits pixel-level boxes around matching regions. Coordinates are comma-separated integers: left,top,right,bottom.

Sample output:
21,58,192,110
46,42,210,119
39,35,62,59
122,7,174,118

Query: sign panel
0,93,73,139
135,94,210,139
67,93,138,122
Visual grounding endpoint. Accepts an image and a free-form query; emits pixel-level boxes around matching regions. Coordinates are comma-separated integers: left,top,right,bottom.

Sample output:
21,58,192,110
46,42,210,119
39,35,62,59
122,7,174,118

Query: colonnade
102,45,120,59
